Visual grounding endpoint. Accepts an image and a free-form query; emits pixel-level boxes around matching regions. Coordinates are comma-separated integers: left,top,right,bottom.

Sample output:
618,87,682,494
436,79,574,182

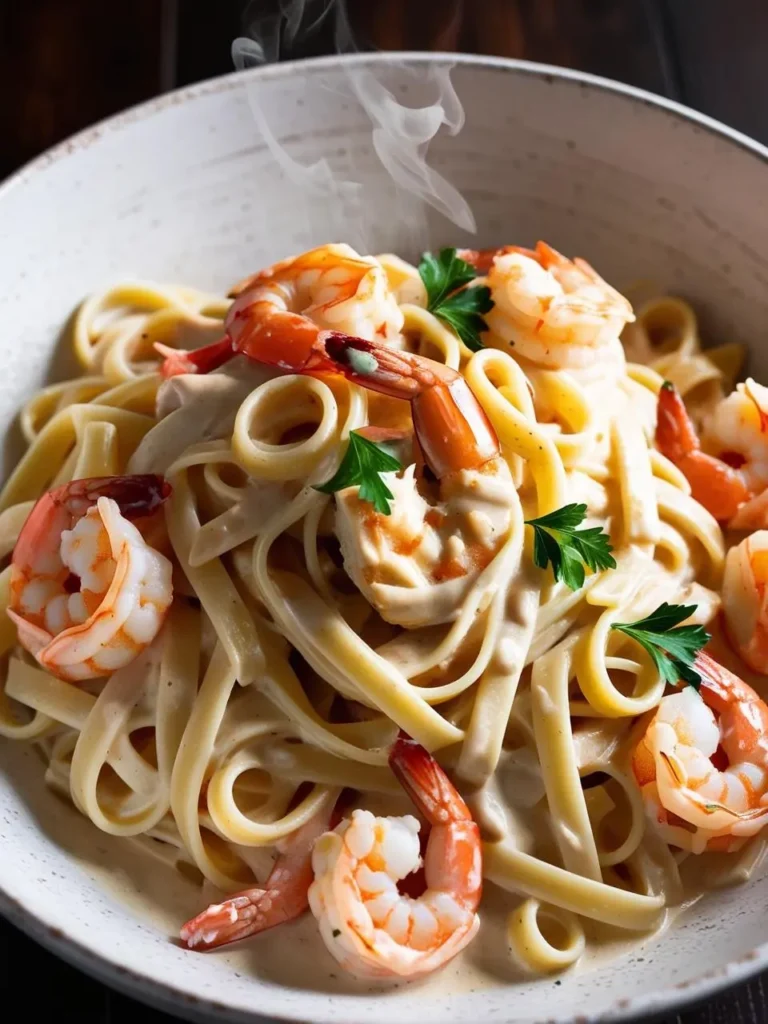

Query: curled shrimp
180,737,482,981
722,531,768,674
632,652,768,853
309,735,481,979
180,800,336,951
8,475,173,682
657,382,768,671
702,378,768,495
158,244,515,626
322,336,516,627
655,380,751,521
158,243,403,377
163,243,513,626
481,241,635,370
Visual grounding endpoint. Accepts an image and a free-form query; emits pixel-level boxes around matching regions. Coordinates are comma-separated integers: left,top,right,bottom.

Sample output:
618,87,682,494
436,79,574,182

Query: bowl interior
1,53,768,1024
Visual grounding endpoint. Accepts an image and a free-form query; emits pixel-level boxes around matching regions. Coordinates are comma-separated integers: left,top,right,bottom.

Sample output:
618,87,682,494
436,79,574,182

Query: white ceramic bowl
2,53,768,1024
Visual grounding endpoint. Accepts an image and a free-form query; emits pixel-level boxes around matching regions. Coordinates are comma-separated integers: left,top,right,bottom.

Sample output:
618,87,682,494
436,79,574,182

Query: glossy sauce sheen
76,828,676,995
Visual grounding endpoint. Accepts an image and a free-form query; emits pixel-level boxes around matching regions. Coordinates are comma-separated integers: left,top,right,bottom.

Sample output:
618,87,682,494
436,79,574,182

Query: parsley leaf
611,603,710,690
418,247,494,351
315,430,402,515
419,248,478,308
431,286,494,352
525,503,616,591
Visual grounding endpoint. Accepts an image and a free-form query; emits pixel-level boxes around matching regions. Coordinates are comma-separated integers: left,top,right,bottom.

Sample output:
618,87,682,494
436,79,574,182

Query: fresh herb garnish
418,247,494,352
525,503,616,591
419,248,477,306
611,603,710,689
315,430,402,515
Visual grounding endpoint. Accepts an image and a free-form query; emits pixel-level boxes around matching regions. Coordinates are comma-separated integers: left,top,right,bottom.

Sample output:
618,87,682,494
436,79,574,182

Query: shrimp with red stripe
656,381,768,672
318,335,517,627
8,475,173,681
181,736,482,980
158,245,517,629
462,241,635,370
632,652,768,853
157,243,403,378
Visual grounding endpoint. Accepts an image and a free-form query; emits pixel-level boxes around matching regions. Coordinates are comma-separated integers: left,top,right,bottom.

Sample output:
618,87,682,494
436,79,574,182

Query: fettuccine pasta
3,240,767,985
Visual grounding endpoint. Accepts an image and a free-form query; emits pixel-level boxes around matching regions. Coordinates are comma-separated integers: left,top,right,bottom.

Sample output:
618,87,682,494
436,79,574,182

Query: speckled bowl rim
2,51,768,1024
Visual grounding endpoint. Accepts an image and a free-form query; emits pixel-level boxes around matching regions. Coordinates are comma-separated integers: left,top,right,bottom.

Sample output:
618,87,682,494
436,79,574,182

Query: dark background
1,1,768,1021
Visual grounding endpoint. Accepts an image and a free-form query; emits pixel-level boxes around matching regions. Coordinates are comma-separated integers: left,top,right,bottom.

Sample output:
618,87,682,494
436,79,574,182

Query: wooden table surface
1,2,768,1021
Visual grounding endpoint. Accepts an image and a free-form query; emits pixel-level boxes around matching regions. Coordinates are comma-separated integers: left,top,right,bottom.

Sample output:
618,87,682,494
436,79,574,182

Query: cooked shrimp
158,244,514,627
158,243,403,378
180,738,481,977
180,801,336,951
702,378,768,494
320,336,516,627
8,475,173,682
456,246,514,275
632,652,768,853
722,531,768,674
657,384,768,670
309,734,481,979
655,381,751,521
482,241,634,369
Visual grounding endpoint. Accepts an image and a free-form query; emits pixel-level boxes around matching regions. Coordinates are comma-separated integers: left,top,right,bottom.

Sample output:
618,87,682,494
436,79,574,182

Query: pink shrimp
8,475,173,682
308,735,482,979
655,382,768,671
157,246,498,480
632,652,768,853
478,240,634,369
181,737,482,980
156,243,403,378
159,249,514,629
655,380,751,522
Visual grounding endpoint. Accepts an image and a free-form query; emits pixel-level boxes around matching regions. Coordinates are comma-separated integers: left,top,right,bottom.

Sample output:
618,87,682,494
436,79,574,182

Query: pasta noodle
1,243,764,985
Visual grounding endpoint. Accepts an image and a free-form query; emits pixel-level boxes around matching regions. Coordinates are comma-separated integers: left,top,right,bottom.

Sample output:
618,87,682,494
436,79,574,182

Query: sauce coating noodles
1,246,764,981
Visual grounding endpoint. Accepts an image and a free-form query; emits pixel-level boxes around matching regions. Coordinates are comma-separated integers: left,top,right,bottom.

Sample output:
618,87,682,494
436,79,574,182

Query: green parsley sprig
525,503,616,591
418,248,493,352
315,430,402,515
611,603,710,690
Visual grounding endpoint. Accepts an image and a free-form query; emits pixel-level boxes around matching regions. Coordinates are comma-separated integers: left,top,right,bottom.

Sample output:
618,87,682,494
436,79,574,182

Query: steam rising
232,0,475,253
344,66,475,233
233,35,359,204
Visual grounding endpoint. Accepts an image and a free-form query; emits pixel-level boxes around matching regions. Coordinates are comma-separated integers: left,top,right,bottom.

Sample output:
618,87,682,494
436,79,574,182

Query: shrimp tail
180,891,276,951
694,650,766,720
181,797,340,952
389,733,473,825
179,888,313,950
322,333,499,477
656,381,750,521
693,651,737,711
156,337,234,378
656,380,700,461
